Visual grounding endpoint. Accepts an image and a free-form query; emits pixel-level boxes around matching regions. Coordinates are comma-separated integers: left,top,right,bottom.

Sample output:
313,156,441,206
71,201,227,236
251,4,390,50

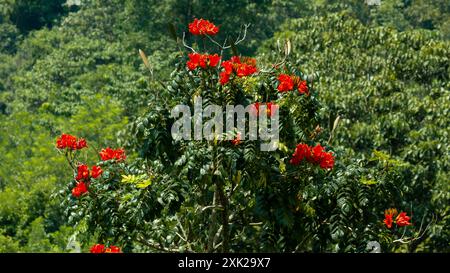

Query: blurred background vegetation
0,0,448,252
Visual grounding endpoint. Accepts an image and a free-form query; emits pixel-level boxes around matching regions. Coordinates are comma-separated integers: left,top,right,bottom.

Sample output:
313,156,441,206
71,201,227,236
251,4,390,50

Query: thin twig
182,32,196,52
222,24,250,49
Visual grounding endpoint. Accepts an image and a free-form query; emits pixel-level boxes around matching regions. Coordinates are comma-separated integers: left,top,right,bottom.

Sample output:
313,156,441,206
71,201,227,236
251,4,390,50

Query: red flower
383,208,398,229
105,246,121,253
76,138,87,149
290,143,334,169
235,57,257,77
276,74,309,96
91,165,103,179
75,164,90,181
311,144,334,170
186,53,199,70
188,18,219,36
310,144,325,164
219,71,230,85
277,74,294,92
319,152,335,170
208,54,221,67
56,134,88,150
222,60,233,73
100,147,126,161
384,214,393,229
230,56,241,63
90,244,105,253
297,80,309,95
220,56,257,85
187,53,220,70
56,134,78,150
72,182,88,198
396,212,412,227
231,132,241,146
290,143,312,165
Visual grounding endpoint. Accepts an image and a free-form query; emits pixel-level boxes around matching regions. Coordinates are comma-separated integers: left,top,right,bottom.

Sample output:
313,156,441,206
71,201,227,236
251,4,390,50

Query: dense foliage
0,0,448,253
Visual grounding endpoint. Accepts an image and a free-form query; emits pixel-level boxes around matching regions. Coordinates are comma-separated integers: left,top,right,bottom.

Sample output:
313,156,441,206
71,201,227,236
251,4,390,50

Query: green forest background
0,0,448,252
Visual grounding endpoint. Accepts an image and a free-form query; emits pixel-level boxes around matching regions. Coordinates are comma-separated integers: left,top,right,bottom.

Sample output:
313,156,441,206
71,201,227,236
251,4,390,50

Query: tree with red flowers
57,18,424,253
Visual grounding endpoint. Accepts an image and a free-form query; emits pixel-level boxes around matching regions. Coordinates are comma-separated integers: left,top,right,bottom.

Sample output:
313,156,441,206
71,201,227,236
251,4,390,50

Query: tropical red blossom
297,80,309,95
187,53,220,70
91,165,103,179
396,212,412,227
100,147,126,161
290,143,311,165
76,138,87,149
319,152,335,169
219,71,230,85
90,244,105,253
188,18,219,36
72,182,88,198
383,208,397,228
277,74,294,92
56,134,87,150
105,246,122,253
277,74,309,95
384,213,394,229
90,244,121,253
231,132,241,146
290,143,334,170
220,56,257,85
75,164,90,181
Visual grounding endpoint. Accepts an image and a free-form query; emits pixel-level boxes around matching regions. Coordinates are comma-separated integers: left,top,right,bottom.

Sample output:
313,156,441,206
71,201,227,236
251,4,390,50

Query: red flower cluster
251,102,278,118
277,74,309,95
72,164,103,198
90,244,121,253
220,56,258,85
72,182,88,198
290,143,335,170
75,164,90,181
56,134,87,150
384,208,412,229
231,132,241,146
100,147,126,161
187,53,220,70
189,18,219,36
75,164,103,181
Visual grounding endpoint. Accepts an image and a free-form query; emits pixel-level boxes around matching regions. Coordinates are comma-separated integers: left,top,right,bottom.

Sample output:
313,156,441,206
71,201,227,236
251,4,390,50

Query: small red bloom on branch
100,147,126,161
90,244,121,253
383,208,397,229
396,212,412,227
189,18,219,36
231,132,241,146
72,182,88,198
75,164,90,181
277,74,309,95
56,134,87,150
297,80,309,95
277,74,294,92
383,208,412,228
90,244,105,253
220,56,257,85
76,138,87,149
289,143,311,165
91,165,103,179
105,246,122,253
187,53,220,70
290,143,334,170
